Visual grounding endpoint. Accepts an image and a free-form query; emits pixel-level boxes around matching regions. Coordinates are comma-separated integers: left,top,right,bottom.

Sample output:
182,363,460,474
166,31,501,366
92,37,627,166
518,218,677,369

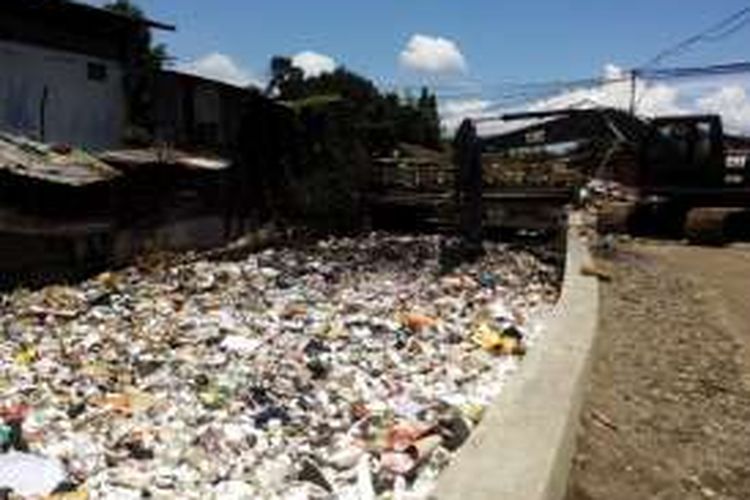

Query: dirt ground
566,240,750,500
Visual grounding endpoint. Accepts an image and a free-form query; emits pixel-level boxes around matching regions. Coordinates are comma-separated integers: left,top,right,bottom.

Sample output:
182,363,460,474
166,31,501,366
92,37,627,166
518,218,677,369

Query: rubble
581,178,638,208
0,233,560,498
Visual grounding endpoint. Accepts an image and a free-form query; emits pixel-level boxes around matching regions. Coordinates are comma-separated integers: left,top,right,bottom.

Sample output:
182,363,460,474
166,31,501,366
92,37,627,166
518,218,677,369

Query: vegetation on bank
237,57,443,232
103,0,170,142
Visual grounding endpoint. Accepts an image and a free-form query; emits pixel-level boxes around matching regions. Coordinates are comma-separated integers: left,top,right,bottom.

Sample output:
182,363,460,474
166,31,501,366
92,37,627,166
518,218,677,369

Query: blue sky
83,1,749,84
84,0,750,132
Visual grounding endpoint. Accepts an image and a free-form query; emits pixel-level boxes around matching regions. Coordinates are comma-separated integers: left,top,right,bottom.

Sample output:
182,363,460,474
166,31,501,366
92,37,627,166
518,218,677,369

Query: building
153,70,248,155
0,2,283,289
0,0,174,150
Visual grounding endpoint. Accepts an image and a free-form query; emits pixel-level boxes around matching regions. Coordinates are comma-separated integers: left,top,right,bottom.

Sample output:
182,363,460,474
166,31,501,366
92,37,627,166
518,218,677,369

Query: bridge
367,151,577,235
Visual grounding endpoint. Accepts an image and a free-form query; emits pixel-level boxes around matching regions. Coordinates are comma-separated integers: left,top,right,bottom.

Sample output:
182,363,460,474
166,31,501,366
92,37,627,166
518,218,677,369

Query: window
87,62,108,82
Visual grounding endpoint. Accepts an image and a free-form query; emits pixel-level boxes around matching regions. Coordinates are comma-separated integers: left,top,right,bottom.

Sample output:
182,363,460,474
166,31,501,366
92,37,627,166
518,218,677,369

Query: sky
83,0,750,133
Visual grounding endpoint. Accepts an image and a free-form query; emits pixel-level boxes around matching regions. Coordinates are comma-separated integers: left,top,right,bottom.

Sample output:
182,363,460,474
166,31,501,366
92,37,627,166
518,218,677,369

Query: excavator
458,107,750,244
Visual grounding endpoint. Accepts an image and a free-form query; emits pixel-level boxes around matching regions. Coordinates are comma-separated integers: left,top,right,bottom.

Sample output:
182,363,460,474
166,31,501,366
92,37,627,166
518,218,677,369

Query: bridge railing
371,157,457,192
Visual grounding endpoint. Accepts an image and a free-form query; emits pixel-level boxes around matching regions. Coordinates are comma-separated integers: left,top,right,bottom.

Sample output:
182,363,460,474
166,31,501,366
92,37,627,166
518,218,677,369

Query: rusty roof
0,133,122,187
99,148,231,171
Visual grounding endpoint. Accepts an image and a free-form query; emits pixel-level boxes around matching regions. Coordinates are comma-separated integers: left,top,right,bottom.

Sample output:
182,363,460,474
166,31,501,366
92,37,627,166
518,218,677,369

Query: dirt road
566,241,750,500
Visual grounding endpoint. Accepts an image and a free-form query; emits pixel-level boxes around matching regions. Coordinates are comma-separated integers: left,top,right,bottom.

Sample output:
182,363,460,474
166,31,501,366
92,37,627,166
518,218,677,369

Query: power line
401,6,750,107
633,61,750,112
430,61,750,103
436,61,750,125
426,8,750,122
641,60,750,79
417,7,750,100
640,5,750,69
431,75,627,102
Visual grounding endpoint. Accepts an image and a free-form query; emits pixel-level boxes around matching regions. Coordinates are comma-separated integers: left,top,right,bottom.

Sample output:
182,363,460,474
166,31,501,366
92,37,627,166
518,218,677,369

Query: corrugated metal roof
67,0,176,31
1,0,176,31
0,133,122,186
99,148,231,171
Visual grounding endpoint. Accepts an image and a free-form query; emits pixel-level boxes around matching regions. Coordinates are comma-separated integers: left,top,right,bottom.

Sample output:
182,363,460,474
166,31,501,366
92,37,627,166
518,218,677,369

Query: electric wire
640,5,750,68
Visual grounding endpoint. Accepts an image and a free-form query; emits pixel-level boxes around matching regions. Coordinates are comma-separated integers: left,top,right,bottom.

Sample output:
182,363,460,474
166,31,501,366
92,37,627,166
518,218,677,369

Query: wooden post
453,119,484,258
39,85,49,142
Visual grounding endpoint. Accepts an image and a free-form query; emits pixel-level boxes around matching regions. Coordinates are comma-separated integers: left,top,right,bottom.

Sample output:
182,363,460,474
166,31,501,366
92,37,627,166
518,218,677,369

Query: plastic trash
400,312,438,333
380,451,416,475
298,459,333,492
0,451,67,497
405,435,443,465
0,232,560,498
356,455,376,500
220,335,262,355
471,322,527,356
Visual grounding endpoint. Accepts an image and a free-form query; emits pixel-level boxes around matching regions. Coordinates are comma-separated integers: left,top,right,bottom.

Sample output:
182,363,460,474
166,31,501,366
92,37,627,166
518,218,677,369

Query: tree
103,0,170,69
103,0,171,139
237,57,443,232
265,56,304,98
103,0,144,18
267,57,442,154
418,87,441,148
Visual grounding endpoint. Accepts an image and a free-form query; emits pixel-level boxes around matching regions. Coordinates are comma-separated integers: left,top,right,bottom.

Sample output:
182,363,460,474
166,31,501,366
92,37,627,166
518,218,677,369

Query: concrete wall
111,216,229,266
0,40,125,150
0,214,242,291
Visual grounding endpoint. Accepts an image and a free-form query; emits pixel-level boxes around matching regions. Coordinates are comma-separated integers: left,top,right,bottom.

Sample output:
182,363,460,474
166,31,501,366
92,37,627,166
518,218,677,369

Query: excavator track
684,207,745,245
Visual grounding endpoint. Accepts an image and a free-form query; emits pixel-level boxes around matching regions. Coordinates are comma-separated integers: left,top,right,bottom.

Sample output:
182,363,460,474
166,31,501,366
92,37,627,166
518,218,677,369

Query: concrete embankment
433,213,600,500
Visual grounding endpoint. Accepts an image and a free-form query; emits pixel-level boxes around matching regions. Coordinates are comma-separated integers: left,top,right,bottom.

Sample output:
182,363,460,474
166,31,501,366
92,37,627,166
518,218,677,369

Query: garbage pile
0,233,560,499
581,179,637,207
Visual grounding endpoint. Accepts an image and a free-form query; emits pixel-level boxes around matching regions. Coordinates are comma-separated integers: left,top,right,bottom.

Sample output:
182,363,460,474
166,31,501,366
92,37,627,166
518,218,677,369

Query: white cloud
440,67,750,137
697,86,750,134
292,51,337,78
400,34,467,75
636,84,685,117
525,64,684,117
177,52,260,88
603,63,626,81
439,98,493,132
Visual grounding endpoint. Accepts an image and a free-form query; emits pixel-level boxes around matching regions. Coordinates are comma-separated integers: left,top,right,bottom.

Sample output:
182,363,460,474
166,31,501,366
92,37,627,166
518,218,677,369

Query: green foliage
267,57,442,153
102,0,145,18
266,56,304,98
103,1,171,68
149,43,171,69
238,57,444,233
103,0,170,138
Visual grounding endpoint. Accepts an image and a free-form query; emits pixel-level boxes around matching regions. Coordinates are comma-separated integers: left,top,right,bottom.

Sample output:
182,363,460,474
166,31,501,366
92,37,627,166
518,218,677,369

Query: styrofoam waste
0,233,560,498
0,451,67,496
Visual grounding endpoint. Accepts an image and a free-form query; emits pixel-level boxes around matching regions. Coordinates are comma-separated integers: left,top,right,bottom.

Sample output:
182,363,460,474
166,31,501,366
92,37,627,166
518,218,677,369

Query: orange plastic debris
401,313,438,332
385,422,433,451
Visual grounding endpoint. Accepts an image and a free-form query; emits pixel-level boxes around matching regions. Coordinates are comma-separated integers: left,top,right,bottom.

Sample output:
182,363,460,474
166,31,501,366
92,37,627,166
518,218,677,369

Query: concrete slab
432,213,600,500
